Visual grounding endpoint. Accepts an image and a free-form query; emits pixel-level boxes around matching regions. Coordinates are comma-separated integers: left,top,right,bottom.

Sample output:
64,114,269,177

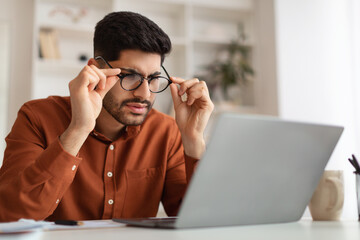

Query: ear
87,58,99,67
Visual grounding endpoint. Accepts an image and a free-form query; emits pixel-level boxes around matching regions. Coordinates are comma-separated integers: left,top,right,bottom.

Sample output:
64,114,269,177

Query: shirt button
109,145,114,150
108,199,114,205
71,165,76,171
107,172,113,177
56,199,60,204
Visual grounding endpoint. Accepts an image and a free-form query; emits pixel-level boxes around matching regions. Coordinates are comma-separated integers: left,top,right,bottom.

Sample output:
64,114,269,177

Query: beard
103,91,153,126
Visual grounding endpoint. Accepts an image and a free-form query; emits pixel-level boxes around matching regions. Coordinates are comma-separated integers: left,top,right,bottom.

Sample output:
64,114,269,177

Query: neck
95,108,125,141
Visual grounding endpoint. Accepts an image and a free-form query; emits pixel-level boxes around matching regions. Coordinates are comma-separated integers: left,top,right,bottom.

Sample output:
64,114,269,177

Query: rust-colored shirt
0,96,198,222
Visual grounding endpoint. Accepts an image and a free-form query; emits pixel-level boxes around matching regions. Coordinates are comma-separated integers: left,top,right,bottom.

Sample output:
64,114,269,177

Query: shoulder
22,96,70,112
9,96,71,141
19,96,71,124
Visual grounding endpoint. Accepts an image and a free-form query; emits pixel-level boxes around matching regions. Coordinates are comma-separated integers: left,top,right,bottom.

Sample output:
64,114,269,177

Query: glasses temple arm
161,66,172,81
94,56,114,69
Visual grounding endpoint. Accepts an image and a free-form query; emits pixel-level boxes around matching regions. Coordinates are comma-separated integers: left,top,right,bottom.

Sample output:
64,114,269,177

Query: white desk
15,220,360,240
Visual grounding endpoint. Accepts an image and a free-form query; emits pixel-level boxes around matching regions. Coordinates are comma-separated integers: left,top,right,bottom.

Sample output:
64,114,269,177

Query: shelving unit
32,0,112,98
32,0,277,115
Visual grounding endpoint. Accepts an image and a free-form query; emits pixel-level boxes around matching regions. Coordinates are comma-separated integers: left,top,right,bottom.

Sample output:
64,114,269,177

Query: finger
79,67,101,92
186,81,211,105
170,76,186,84
186,86,206,105
170,83,182,108
177,78,200,96
89,65,120,89
101,68,121,77
77,65,100,91
89,65,107,90
95,75,119,99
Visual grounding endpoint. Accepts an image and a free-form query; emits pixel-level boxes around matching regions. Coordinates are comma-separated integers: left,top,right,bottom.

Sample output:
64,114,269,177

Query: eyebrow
120,67,161,78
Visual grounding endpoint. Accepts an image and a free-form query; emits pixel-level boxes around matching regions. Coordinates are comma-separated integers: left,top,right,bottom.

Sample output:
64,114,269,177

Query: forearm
60,124,91,156
181,135,206,159
0,139,81,221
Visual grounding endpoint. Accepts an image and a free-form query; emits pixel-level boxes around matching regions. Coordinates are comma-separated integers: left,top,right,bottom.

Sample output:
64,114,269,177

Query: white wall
275,0,359,220
0,0,34,165
0,23,9,159
1,0,34,133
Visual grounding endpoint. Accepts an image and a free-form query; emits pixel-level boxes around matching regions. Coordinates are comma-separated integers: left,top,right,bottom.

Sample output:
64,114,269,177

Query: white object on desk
0,219,49,233
0,219,124,235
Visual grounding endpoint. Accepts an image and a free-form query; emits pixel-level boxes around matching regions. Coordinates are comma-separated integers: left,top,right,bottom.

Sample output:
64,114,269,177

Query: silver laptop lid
176,114,343,228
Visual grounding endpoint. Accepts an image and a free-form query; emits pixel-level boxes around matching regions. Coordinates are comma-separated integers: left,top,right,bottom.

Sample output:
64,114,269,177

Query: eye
122,73,142,81
148,75,160,81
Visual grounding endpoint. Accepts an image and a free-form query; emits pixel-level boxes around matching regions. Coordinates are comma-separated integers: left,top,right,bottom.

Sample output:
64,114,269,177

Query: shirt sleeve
160,123,199,217
0,104,82,222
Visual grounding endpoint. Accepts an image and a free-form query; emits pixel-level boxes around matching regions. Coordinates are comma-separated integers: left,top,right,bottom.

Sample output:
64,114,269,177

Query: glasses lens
121,74,142,90
149,76,170,93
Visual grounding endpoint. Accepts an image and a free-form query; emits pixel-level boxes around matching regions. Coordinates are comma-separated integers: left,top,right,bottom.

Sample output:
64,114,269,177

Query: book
38,28,60,59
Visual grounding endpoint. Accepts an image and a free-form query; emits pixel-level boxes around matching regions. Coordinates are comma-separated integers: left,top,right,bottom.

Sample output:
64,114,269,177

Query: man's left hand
170,77,214,159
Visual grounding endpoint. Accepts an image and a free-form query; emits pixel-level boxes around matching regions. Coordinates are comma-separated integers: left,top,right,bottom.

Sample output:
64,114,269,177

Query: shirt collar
90,125,141,142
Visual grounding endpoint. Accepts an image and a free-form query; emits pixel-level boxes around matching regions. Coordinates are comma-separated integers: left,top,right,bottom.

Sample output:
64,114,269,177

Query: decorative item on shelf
79,54,88,62
39,28,60,59
197,24,254,104
49,6,88,23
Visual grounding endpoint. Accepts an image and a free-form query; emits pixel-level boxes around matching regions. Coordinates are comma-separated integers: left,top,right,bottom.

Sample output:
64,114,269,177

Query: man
0,12,213,221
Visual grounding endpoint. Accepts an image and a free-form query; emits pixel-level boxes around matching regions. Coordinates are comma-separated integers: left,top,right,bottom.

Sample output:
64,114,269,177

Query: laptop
113,113,343,229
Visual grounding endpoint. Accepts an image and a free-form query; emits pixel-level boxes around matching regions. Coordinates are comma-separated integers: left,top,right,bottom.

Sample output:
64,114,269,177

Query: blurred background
0,0,359,220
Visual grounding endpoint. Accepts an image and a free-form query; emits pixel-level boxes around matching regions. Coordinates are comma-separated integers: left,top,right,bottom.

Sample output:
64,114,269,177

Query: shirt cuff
35,137,82,180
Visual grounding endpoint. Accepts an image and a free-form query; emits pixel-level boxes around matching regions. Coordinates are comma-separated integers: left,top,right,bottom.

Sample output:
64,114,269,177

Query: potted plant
199,27,255,103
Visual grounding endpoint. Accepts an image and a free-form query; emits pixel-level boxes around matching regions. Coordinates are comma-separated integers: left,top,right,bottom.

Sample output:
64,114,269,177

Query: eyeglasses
94,56,172,93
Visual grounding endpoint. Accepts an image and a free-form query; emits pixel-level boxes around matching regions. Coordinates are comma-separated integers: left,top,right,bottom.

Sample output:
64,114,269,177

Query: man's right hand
60,64,120,156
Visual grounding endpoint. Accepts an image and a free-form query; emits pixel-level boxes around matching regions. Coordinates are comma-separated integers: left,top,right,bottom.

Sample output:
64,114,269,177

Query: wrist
60,125,90,156
182,136,206,159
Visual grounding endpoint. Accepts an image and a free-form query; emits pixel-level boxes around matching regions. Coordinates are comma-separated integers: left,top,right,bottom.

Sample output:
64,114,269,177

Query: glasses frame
94,56,172,93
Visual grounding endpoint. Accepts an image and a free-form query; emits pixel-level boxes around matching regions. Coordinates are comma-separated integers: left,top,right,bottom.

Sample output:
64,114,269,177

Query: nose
132,79,151,100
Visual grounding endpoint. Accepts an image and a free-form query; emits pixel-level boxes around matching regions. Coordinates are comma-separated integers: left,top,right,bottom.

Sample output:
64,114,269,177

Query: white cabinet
32,0,112,99
32,0,277,115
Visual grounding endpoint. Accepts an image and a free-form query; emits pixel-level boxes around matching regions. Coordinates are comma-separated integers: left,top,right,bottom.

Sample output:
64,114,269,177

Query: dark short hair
94,11,171,63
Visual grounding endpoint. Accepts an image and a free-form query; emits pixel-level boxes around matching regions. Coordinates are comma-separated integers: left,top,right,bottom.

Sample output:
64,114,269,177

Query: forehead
115,49,162,75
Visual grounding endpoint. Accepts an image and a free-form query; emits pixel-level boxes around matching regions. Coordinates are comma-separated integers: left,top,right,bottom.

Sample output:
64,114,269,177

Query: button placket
102,143,116,218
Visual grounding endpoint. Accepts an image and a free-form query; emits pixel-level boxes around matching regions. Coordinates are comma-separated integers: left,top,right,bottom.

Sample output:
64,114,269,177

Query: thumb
96,75,119,99
170,83,182,108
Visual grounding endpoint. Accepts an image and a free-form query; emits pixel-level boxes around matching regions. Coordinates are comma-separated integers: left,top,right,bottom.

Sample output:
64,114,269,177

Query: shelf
36,0,112,28
36,59,86,73
193,36,253,46
38,22,94,35
191,0,253,11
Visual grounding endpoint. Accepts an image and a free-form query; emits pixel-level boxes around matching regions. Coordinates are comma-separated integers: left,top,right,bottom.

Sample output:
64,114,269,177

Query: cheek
107,83,129,101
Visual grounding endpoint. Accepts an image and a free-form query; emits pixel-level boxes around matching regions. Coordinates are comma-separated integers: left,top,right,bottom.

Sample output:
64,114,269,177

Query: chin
120,113,147,126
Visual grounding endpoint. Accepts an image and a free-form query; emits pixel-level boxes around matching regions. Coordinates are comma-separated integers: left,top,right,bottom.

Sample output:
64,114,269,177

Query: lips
126,103,148,114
